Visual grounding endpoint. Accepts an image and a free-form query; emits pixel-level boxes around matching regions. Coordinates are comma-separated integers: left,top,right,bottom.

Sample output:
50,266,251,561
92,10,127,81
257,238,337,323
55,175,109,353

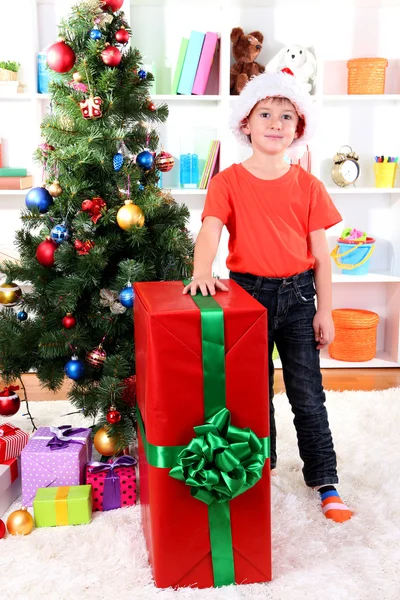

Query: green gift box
33,484,92,527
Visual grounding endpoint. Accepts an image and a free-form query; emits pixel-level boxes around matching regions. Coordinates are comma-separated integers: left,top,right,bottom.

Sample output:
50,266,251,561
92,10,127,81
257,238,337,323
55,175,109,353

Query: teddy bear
230,27,265,95
265,45,317,93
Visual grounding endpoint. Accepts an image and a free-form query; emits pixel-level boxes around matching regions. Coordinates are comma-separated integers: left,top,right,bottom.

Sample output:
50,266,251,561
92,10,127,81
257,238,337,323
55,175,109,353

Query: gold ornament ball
116,200,145,230
48,181,63,198
0,282,22,307
6,508,34,536
73,72,83,82
94,426,118,456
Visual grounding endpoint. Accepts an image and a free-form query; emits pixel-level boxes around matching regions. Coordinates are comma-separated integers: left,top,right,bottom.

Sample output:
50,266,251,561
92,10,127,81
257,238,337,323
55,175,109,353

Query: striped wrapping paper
0,423,29,462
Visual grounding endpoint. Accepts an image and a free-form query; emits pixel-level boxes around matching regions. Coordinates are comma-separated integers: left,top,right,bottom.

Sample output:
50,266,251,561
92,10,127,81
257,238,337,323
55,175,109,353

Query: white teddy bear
266,45,317,93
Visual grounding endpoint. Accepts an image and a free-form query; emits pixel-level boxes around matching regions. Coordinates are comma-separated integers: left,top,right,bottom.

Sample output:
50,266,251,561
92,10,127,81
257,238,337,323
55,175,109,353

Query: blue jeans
230,269,338,487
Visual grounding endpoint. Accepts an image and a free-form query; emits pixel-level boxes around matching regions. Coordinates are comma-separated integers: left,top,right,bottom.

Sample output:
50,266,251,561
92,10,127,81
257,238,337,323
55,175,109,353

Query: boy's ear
240,117,250,135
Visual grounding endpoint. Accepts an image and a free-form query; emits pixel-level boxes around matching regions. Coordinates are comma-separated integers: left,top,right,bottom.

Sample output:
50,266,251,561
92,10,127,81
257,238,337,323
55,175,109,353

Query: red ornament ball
147,101,156,111
121,375,136,407
0,393,20,417
0,519,5,539
155,151,175,173
36,238,58,267
101,46,122,67
47,41,76,73
106,406,122,424
115,28,130,44
86,344,107,369
102,0,124,11
62,313,76,329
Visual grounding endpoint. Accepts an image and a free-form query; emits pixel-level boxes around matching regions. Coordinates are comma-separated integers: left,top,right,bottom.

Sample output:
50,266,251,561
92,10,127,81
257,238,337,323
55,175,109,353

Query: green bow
169,407,269,505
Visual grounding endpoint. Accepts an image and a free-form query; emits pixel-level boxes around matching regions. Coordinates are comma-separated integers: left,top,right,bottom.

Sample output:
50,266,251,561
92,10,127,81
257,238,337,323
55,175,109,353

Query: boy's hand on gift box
183,276,229,297
313,310,335,350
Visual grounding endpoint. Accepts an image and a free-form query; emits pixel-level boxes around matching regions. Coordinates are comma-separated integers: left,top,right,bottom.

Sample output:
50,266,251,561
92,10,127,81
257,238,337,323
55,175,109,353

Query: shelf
323,94,400,102
274,351,400,369
0,189,30,196
153,95,222,102
332,273,400,283
36,93,223,102
167,188,207,195
0,94,33,101
326,186,400,194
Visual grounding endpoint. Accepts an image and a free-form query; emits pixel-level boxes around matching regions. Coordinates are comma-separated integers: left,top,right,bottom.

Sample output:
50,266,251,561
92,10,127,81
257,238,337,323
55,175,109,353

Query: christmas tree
0,0,193,452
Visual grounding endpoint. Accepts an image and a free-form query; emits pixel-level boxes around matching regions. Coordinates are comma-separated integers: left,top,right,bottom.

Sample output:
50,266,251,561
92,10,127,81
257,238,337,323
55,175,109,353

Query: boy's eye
260,112,270,118
283,114,292,119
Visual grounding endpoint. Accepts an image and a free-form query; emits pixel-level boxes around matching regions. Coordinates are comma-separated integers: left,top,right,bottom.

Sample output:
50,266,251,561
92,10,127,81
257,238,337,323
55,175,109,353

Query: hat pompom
229,70,317,148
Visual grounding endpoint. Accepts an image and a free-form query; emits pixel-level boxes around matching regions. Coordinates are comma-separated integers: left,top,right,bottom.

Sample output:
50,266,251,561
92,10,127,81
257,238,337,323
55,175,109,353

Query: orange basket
329,309,379,362
347,58,388,94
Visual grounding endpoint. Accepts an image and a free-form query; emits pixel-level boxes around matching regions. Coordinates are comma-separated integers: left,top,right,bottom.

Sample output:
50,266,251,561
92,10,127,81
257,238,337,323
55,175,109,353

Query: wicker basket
347,58,388,94
0,68,18,82
329,309,379,362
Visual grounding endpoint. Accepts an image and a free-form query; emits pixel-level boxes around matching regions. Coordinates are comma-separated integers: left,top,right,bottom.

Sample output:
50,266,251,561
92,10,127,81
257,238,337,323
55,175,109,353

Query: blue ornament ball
90,29,102,40
25,187,53,214
64,355,85,380
138,69,147,79
136,150,154,171
119,285,135,308
113,152,124,171
138,184,145,191
17,310,28,321
50,223,70,244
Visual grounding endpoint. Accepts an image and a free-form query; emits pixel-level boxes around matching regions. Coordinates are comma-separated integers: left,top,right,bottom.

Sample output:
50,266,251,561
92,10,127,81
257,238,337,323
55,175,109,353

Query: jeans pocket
293,280,316,305
230,275,256,296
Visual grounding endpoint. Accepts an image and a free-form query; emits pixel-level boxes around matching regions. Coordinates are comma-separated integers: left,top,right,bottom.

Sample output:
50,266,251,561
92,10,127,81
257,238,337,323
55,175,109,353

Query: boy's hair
229,70,316,148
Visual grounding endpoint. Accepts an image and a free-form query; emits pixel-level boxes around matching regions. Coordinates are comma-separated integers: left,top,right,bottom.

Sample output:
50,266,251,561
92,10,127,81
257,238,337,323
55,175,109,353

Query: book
0,138,2,168
199,140,220,189
192,32,219,95
0,176,33,190
171,38,189,94
0,168,28,177
177,31,205,95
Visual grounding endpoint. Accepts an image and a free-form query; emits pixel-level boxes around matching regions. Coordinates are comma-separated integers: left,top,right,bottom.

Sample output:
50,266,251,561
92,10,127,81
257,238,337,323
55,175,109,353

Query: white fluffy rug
1,389,400,600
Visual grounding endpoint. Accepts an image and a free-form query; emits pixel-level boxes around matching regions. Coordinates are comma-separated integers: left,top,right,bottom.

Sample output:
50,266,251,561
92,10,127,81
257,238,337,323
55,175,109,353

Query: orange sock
318,485,353,523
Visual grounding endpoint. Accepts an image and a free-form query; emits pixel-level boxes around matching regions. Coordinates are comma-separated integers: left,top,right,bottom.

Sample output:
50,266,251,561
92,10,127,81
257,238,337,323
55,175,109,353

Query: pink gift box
85,456,136,511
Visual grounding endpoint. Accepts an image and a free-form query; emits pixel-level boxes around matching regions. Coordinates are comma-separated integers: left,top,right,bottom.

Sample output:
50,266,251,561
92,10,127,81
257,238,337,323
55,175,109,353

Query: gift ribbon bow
46,426,88,450
0,423,18,437
0,385,20,397
169,407,268,505
87,455,137,511
137,283,270,587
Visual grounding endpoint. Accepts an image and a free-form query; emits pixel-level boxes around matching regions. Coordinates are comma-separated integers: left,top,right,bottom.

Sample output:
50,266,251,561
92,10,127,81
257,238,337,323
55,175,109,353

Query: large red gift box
134,280,271,589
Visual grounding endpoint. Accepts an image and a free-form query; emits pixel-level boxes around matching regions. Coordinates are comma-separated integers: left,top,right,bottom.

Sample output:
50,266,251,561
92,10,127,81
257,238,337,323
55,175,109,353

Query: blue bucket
331,239,376,275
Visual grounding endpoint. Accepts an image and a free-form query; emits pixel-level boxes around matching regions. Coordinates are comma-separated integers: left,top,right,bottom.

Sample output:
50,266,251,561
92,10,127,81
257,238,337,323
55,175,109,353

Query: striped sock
318,485,353,523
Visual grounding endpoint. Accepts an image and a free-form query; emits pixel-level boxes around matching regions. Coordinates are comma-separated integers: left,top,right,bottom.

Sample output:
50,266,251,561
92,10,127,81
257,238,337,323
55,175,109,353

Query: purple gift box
21,425,92,506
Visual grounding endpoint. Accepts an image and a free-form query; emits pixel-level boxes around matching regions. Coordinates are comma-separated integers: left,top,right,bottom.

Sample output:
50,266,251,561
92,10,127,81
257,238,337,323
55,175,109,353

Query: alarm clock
331,145,360,187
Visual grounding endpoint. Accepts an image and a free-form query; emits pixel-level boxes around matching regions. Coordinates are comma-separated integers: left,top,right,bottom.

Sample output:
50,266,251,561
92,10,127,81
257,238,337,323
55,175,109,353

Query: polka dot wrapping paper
21,426,92,506
85,456,137,511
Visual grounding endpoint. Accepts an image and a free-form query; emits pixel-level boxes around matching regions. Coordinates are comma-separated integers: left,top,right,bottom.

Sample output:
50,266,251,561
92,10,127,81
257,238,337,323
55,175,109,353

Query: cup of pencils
374,156,398,188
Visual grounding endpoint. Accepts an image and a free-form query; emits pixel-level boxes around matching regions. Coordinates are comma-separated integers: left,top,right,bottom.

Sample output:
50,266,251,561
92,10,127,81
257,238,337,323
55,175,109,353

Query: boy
183,70,353,523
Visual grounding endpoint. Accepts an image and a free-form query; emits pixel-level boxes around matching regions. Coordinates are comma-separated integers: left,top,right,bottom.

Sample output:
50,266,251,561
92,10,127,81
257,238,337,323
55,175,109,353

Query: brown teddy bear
230,28,265,95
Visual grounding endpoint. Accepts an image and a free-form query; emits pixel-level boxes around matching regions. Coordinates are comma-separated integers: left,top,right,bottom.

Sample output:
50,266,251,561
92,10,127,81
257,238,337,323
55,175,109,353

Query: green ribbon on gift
137,282,270,587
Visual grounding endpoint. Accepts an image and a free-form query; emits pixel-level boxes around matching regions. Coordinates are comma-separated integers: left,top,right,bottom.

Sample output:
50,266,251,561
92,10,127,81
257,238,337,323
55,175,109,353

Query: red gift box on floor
134,280,271,589
85,456,137,511
0,423,29,462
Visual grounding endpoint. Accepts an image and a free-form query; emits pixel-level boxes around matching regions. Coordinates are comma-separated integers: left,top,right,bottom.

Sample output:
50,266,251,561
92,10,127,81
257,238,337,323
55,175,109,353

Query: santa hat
229,69,317,149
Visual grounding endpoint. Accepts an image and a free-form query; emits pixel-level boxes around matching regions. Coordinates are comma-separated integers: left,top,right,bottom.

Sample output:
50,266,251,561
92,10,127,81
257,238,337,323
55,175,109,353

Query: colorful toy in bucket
331,228,376,275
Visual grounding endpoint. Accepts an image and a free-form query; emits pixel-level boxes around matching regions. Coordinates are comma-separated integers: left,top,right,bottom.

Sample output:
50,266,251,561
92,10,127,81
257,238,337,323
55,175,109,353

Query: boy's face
240,97,301,155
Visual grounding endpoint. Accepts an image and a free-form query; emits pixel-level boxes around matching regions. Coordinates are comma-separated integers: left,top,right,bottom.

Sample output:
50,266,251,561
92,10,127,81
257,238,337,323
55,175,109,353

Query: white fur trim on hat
229,70,317,148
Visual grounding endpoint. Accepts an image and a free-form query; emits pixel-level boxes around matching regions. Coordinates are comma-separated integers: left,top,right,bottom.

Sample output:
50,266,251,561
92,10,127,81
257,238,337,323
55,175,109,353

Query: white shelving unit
0,0,400,368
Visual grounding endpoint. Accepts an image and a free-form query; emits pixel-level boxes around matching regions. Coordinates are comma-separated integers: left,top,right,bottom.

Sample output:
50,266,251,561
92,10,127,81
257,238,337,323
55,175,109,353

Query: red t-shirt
201,163,342,278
